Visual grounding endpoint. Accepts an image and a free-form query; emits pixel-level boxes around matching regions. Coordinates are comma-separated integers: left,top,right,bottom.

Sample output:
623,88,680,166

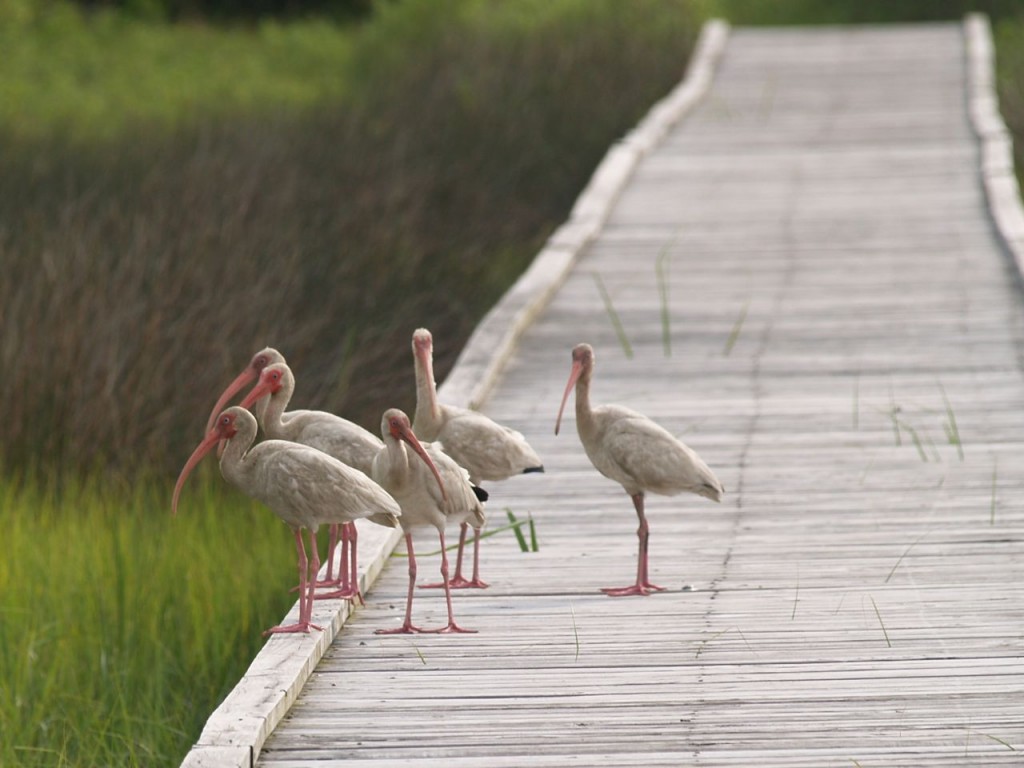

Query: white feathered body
218,412,400,531
577,404,723,501
372,435,485,534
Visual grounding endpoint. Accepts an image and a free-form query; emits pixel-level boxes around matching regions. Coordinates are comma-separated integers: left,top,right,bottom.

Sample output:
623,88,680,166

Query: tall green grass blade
888,387,902,446
528,513,539,552
991,461,999,525
852,374,860,430
397,514,532,557
593,273,633,359
869,596,892,648
885,532,928,584
656,244,672,357
570,604,580,662
409,643,427,665
791,565,800,620
980,732,1017,751
506,509,529,552
897,419,929,462
938,381,964,461
723,300,749,356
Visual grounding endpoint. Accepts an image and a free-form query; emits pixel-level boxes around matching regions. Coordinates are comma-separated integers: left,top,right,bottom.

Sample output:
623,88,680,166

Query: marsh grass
868,596,892,648
1,0,701,478
505,509,539,553
990,461,999,525
655,243,673,357
938,382,964,461
593,273,634,359
723,300,749,356
0,469,298,767
570,604,581,662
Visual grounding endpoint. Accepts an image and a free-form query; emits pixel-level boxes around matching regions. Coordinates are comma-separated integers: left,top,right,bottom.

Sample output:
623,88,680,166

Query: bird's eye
220,415,231,426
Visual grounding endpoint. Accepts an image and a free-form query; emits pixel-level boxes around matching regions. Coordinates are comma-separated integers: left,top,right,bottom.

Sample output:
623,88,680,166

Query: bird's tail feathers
368,511,401,528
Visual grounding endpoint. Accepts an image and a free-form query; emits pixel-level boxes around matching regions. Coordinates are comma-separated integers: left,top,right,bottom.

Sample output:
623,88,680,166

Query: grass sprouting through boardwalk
656,243,673,357
723,300,749,355
593,273,634,359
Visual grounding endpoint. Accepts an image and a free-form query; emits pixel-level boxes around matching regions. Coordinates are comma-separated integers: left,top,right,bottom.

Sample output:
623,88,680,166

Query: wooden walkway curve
184,16,1024,767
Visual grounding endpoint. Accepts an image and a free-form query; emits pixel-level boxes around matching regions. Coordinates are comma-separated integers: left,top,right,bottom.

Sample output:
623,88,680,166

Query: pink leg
467,526,488,588
602,493,666,597
422,530,476,634
265,528,323,635
323,524,340,583
376,532,428,634
421,523,488,589
317,522,362,604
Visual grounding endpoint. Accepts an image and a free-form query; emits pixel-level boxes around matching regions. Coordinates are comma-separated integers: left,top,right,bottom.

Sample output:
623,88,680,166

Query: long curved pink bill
172,430,221,515
396,423,447,502
205,369,257,432
555,360,583,436
239,378,274,411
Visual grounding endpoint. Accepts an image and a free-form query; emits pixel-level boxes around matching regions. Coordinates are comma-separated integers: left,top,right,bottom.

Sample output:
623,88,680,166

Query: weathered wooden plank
247,16,1024,768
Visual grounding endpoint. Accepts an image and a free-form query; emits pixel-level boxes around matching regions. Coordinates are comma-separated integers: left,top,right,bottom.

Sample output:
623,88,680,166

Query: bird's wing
294,415,384,476
599,410,722,499
251,441,399,527
438,408,543,481
424,442,486,527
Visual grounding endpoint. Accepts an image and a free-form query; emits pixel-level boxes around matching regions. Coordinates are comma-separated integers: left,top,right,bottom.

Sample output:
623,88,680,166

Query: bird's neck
261,381,294,438
413,352,442,430
218,422,257,489
381,439,412,493
575,375,596,437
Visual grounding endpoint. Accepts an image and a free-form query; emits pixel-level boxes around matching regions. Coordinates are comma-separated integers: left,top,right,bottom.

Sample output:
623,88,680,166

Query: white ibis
411,327,543,588
239,361,384,601
372,408,486,634
172,406,400,635
555,343,724,597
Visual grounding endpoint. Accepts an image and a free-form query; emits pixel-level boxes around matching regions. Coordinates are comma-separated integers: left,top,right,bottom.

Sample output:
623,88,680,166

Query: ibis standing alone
172,406,400,635
411,327,543,588
555,343,724,597
372,408,486,634
239,361,384,601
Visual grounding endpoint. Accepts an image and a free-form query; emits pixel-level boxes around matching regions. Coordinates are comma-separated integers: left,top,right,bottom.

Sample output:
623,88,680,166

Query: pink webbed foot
315,586,364,605
292,578,341,592
263,621,323,636
375,622,429,635
601,582,667,597
421,621,478,634
420,575,489,590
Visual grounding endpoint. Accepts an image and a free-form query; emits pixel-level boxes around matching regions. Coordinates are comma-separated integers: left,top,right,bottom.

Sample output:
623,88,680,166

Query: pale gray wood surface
256,20,1024,766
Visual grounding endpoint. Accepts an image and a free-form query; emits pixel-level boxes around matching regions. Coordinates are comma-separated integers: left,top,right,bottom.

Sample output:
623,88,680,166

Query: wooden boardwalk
187,17,1024,767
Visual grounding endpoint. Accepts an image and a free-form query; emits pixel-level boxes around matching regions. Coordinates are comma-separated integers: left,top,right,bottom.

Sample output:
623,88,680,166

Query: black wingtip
472,485,489,503
522,465,545,475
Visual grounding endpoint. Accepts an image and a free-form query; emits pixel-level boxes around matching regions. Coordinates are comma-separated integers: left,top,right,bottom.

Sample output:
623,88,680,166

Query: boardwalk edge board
178,18,729,768
965,12,1024,288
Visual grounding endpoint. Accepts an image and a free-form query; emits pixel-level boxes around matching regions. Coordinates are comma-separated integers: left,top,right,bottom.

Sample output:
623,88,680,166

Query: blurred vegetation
711,0,1024,24
0,470,299,767
0,0,703,480
995,17,1024,183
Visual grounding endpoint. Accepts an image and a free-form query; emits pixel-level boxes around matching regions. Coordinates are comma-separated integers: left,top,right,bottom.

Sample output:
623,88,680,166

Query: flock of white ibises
172,329,724,637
